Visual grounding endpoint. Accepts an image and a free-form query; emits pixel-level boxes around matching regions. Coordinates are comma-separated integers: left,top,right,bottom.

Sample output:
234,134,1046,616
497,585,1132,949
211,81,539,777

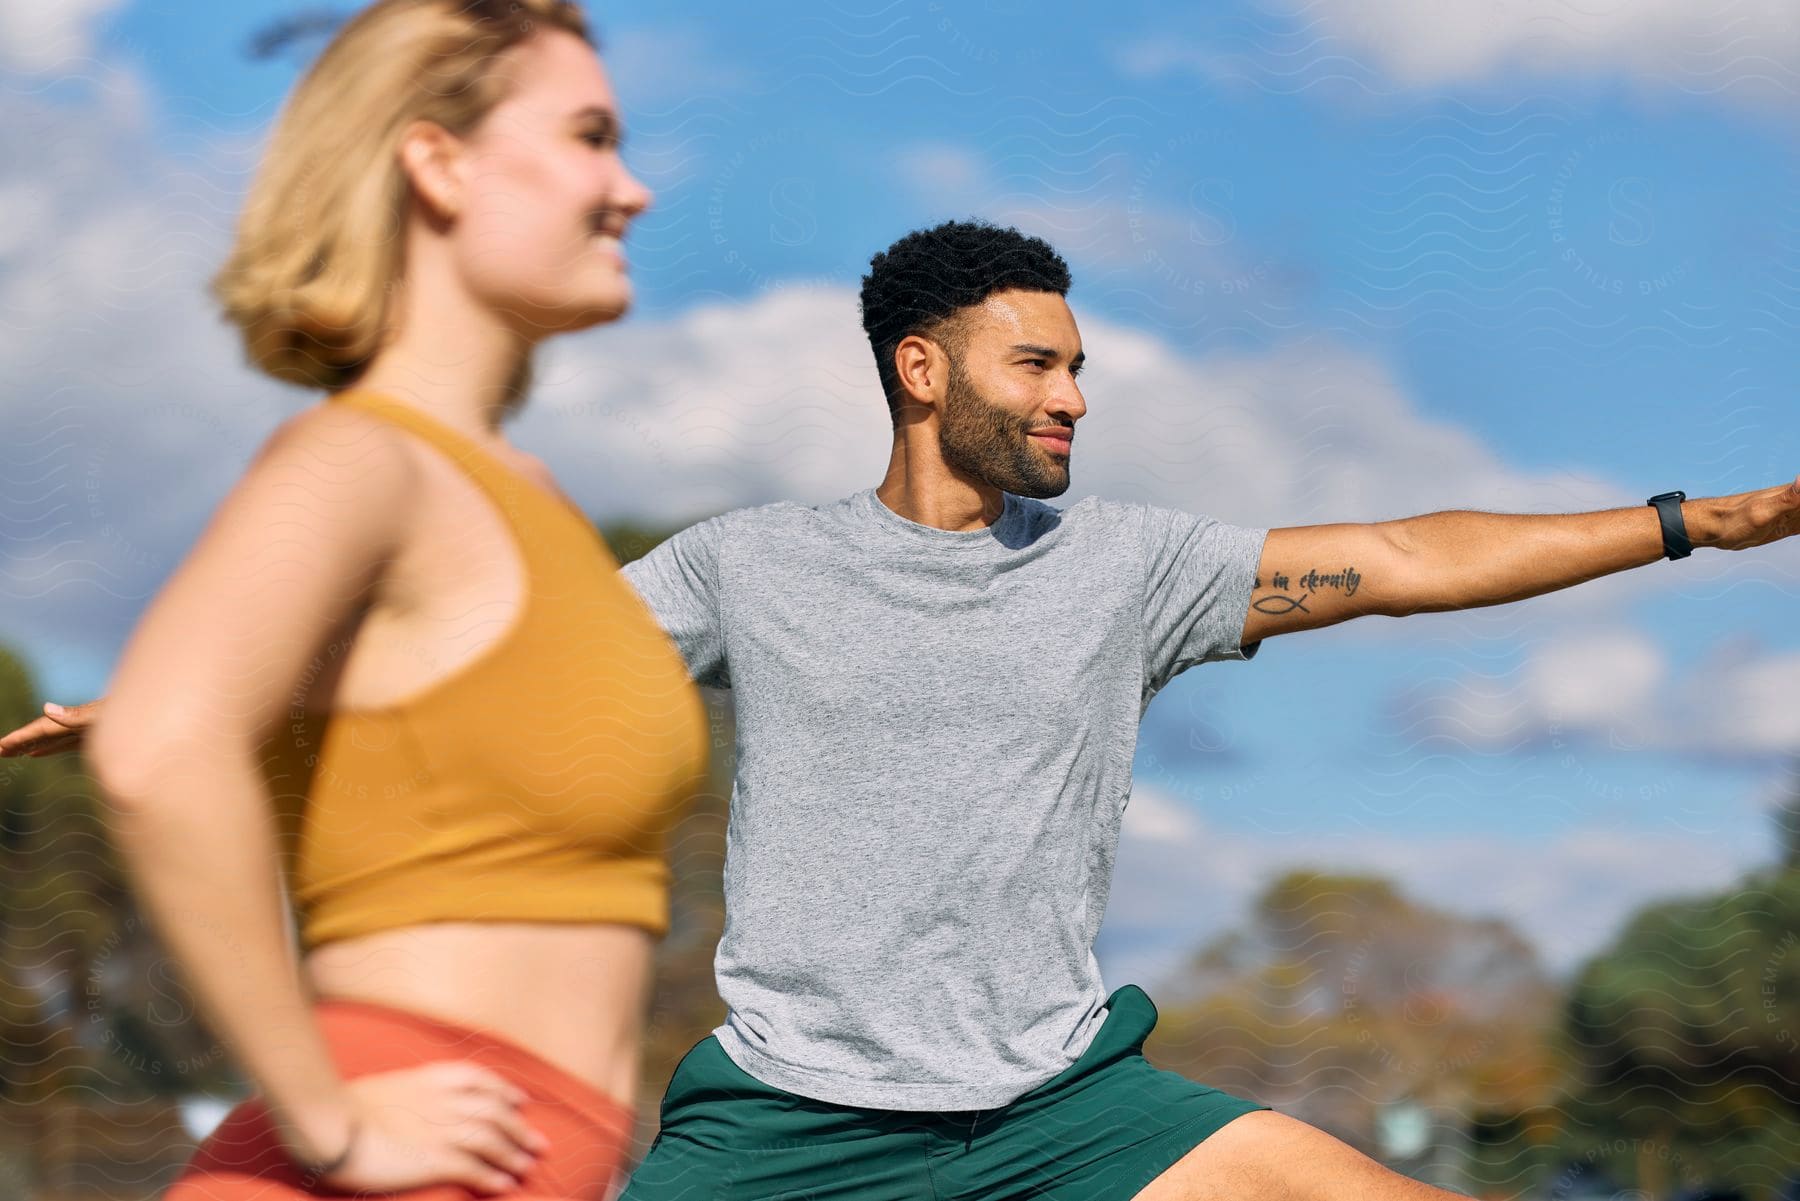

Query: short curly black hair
859,220,1072,418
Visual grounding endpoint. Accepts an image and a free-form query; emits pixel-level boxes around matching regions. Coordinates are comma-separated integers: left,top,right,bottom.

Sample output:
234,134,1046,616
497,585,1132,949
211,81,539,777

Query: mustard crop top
259,390,709,951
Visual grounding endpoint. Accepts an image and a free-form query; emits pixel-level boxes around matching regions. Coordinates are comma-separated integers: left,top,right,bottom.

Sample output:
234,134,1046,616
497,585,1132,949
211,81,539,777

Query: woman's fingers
437,1060,528,1106
483,1094,552,1157
455,1118,540,1179
445,1147,525,1196
0,716,71,757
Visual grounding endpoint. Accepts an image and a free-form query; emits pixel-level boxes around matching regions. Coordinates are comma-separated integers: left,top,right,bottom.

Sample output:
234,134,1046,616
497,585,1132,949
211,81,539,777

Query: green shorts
619,984,1270,1200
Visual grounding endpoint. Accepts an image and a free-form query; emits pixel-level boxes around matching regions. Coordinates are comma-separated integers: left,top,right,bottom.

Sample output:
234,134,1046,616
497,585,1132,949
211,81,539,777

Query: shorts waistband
667,984,1161,1125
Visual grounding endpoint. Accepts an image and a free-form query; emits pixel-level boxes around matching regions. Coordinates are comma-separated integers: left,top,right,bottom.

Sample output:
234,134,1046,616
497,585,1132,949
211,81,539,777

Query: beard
937,359,1072,499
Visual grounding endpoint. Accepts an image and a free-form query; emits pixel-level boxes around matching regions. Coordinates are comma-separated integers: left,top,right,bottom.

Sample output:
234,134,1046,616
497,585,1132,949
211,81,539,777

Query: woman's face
445,30,652,337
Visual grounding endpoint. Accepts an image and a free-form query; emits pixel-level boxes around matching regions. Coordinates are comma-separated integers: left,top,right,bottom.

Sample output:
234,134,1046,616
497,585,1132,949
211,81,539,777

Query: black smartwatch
1646,491,1691,560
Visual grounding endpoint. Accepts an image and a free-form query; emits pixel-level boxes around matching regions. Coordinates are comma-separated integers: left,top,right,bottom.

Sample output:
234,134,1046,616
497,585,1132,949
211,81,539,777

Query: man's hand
1694,476,1800,551
0,699,103,757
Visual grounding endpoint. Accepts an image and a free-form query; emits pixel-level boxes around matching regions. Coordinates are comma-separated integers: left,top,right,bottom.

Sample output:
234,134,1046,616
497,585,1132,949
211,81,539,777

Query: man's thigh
1133,1110,1469,1201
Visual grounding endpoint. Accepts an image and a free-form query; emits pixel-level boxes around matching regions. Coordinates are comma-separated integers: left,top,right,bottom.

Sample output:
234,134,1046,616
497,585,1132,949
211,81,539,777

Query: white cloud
0,75,286,695
0,0,129,74
602,24,756,109
1102,780,1760,990
0,30,1778,706
1122,784,1206,843
1116,0,1800,103
533,289,1689,651
887,138,1313,333
530,286,1624,529
0,167,1679,695
892,143,990,200
1399,628,1800,758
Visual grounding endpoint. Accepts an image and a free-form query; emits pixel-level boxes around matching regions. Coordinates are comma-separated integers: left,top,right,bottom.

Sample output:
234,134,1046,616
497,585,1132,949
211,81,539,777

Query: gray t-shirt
622,487,1267,1110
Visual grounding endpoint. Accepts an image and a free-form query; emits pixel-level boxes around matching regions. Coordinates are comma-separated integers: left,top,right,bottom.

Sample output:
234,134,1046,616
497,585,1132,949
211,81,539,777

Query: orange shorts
164,996,635,1201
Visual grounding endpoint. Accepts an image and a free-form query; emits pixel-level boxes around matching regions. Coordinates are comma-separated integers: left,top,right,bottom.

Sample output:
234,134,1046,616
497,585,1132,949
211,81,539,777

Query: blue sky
4,0,1797,987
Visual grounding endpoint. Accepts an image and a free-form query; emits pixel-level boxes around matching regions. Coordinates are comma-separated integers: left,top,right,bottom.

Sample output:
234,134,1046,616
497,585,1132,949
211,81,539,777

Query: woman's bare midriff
303,920,655,1110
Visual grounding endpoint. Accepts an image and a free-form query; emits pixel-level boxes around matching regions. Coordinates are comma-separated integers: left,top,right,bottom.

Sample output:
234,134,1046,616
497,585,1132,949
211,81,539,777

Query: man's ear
893,333,947,410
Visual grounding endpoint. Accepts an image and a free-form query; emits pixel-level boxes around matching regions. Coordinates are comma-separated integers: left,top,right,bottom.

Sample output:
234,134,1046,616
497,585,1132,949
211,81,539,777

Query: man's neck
874,442,1006,531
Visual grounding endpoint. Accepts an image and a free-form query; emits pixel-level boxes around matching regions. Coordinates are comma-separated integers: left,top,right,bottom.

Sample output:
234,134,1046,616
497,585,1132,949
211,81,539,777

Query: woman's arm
88,403,418,1167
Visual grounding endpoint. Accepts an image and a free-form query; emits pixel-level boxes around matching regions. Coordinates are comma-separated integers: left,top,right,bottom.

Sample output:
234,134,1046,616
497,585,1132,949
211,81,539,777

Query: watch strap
1646,490,1691,561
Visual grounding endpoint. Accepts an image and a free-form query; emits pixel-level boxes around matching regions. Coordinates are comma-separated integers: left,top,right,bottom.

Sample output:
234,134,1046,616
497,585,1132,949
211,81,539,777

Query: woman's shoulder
253,396,422,472
204,397,424,555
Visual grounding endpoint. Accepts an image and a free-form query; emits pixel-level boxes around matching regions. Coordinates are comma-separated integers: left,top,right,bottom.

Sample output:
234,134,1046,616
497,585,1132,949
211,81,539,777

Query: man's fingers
0,715,71,756
44,699,102,725
0,700,102,757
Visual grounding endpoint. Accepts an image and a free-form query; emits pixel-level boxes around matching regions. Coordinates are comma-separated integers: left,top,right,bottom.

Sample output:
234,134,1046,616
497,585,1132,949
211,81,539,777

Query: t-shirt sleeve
619,516,731,689
1138,503,1269,695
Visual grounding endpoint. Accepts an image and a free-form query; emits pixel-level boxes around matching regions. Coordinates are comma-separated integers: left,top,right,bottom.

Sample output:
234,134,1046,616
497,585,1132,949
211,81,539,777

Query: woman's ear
396,119,464,222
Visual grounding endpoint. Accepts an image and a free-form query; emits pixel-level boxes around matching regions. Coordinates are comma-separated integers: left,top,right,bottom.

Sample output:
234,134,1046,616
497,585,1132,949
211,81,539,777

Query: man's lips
1029,429,1074,454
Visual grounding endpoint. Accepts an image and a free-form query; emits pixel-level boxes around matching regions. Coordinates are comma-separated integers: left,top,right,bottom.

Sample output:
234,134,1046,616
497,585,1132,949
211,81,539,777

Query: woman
15,2,708,1197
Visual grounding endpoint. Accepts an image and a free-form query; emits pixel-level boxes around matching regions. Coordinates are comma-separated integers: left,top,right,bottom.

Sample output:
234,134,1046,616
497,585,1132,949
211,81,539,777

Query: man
13,221,1800,1199
609,220,1800,1199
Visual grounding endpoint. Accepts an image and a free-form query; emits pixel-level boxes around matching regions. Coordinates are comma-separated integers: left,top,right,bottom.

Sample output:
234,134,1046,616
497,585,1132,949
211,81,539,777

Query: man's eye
581,131,619,149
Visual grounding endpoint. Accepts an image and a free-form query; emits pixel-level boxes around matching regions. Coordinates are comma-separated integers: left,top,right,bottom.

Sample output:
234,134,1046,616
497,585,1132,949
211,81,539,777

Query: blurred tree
1558,866,1800,1200
1148,869,1566,1166
1773,766,1800,873
1,647,121,1104
602,522,680,568
0,645,239,1109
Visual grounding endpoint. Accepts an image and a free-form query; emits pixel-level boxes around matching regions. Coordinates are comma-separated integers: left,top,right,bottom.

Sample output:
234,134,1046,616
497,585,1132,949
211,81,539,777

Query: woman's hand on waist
302,1059,552,1195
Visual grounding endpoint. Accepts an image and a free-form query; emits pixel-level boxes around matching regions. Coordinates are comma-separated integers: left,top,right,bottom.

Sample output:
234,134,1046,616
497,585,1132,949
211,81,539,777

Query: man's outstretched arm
1240,477,1800,646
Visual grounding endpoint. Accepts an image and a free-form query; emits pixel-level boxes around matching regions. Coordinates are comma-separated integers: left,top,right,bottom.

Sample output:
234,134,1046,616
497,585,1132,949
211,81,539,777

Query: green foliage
1774,769,1800,873
0,646,243,1105
0,648,117,1102
599,522,679,567
1560,868,1800,1196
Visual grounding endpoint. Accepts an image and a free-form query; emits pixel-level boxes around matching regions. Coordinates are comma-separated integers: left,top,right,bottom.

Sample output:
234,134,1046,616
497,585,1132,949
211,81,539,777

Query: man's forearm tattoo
1252,565,1362,617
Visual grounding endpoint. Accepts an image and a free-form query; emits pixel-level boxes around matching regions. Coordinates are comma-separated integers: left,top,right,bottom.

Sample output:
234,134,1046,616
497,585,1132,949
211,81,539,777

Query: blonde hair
211,0,593,398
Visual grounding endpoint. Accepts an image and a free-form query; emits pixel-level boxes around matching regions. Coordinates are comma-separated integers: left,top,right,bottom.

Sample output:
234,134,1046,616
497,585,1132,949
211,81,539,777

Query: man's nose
1048,374,1086,422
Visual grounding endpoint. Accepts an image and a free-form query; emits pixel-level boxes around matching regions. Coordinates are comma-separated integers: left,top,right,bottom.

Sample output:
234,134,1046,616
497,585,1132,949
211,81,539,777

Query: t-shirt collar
858,487,1019,547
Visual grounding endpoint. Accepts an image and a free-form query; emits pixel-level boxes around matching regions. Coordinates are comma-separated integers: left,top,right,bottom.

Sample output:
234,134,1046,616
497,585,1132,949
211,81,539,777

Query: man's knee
1133,1110,1465,1201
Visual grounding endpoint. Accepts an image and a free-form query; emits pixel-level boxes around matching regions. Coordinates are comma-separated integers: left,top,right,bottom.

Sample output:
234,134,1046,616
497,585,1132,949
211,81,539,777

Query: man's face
936,290,1087,499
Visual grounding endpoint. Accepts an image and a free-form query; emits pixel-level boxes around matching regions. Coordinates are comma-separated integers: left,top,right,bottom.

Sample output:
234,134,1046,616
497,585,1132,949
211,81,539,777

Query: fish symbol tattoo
1252,592,1311,615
